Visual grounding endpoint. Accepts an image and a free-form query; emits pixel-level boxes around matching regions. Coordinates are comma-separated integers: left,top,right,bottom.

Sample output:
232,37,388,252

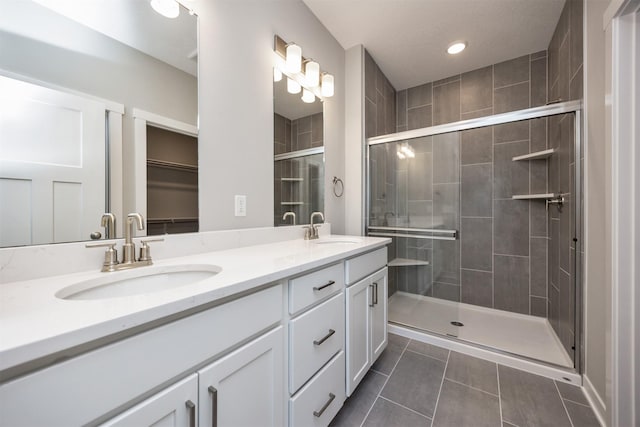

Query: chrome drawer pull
313,329,336,346
313,280,335,291
185,400,196,427
208,386,218,427
369,284,375,307
373,282,378,305
313,392,336,417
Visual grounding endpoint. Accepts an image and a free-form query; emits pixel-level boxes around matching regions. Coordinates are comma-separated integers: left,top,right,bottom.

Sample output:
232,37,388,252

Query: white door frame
132,108,198,234
606,0,639,425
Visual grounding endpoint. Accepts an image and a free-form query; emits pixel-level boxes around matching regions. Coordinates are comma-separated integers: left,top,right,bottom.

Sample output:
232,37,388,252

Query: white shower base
388,291,573,368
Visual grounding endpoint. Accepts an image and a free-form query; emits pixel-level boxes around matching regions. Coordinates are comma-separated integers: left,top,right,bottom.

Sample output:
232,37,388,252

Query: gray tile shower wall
273,113,324,225
365,50,396,138
547,0,583,358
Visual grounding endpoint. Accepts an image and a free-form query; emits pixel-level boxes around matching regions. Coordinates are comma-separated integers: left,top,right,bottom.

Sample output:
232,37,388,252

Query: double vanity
0,231,390,426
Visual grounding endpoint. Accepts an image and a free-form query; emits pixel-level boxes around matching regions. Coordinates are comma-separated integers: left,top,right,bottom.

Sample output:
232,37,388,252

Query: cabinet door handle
208,386,218,427
369,284,375,307
185,400,196,427
313,329,336,346
373,282,378,305
313,280,335,291
313,392,336,417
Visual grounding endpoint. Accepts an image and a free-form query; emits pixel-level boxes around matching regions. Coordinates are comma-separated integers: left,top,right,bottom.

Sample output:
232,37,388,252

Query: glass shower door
368,132,461,337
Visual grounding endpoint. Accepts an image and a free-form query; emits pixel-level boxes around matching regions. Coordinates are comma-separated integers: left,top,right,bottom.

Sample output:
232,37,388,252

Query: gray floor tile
371,333,409,375
406,340,450,362
362,398,431,427
503,422,519,427
432,380,501,427
445,352,499,395
499,365,572,427
330,370,387,427
564,400,601,427
555,380,589,405
381,349,446,417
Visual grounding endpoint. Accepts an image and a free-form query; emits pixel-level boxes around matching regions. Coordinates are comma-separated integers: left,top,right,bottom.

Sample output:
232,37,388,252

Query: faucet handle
86,241,119,271
138,238,164,262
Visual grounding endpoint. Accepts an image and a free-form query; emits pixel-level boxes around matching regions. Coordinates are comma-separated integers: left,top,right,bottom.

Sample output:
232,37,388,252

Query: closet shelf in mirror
147,217,199,224
147,180,198,190
512,193,558,200
147,159,198,172
388,258,430,267
281,177,304,182
281,202,304,206
512,148,556,161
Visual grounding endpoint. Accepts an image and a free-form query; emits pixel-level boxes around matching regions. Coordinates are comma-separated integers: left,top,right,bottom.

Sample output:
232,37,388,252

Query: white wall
583,0,613,423
194,0,345,233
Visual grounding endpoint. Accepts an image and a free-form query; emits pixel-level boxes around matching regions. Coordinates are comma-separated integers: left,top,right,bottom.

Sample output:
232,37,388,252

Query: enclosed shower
366,101,582,371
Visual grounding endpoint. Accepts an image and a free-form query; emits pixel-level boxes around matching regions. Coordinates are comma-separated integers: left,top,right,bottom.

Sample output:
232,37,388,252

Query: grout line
461,161,493,167
554,380,576,427
562,397,593,408
429,348,451,427
404,348,448,363
442,377,499,398
460,267,493,273
359,339,410,427
493,139,530,146
377,396,433,421
493,80,530,90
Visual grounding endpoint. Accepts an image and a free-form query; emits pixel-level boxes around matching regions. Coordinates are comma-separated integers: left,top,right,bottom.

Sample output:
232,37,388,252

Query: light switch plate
235,195,246,216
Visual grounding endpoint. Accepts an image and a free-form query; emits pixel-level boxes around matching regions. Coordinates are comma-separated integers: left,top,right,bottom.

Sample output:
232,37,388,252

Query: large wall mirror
273,74,324,227
0,0,197,248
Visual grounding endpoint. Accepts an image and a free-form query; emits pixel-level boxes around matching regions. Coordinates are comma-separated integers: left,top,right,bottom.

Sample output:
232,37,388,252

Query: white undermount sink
56,264,222,301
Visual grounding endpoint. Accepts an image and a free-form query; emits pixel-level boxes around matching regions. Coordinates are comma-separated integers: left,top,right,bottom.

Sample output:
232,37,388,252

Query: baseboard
582,374,608,427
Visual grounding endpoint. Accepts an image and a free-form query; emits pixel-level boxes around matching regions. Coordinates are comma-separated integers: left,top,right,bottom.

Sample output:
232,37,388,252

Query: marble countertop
0,235,389,373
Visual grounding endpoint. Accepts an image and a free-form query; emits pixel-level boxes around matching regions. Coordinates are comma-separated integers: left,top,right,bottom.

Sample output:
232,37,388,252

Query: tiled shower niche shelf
512,193,558,200
388,258,430,267
281,177,304,182
511,148,556,161
280,202,304,205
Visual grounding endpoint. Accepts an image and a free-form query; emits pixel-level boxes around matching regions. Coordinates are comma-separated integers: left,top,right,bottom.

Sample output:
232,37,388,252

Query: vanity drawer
289,351,345,427
345,247,387,285
289,292,344,393
289,262,344,314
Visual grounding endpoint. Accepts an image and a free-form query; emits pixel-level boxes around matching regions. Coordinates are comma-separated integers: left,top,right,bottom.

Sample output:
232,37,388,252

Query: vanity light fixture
273,67,283,82
304,60,320,87
274,35,334,100
301,89,315,103
321,73,334,97
447,41,467,55
150,0,180,18
286,43,302,73
287,77,301,94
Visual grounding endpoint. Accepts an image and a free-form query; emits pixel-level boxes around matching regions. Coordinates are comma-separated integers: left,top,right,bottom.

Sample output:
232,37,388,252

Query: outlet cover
235,195,246,216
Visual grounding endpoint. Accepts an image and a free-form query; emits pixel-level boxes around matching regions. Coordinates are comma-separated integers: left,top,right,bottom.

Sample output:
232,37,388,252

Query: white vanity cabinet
287,263,346,426
101,374,199,427
0,285,283,427
345,248,388,396
198,327,284,427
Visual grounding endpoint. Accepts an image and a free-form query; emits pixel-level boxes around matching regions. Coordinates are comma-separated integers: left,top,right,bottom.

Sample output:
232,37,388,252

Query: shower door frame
365,100,584,373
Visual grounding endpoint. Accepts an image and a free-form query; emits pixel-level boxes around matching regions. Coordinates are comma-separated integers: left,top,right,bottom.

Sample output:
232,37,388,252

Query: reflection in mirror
273,75,324,226
0,0,197,247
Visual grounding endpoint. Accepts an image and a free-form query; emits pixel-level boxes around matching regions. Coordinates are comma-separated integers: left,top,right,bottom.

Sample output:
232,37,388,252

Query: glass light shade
305,61,320,87
301,89,315,103
273,67,282,82
150,0,180,18
321,73,334,97
286,44,302,73
287,78,301,94
447,41,467,55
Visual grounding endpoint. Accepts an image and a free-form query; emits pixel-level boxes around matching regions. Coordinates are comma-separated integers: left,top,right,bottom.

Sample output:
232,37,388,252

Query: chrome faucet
123,213,144,265
101,213,116,239
305,211,325,240
87,213,163,272
282,211,296,225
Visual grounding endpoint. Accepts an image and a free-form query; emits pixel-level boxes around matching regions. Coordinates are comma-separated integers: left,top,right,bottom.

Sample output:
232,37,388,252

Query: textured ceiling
303,0,565,90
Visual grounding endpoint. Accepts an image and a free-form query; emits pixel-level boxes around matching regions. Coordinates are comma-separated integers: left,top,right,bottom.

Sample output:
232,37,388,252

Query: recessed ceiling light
447,41,467,55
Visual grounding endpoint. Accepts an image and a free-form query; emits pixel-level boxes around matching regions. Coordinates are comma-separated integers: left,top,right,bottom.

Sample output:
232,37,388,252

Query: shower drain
450,321,464,327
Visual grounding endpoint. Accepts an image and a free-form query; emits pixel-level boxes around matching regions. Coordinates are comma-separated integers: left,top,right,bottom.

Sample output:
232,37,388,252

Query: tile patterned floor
330,334,601,427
